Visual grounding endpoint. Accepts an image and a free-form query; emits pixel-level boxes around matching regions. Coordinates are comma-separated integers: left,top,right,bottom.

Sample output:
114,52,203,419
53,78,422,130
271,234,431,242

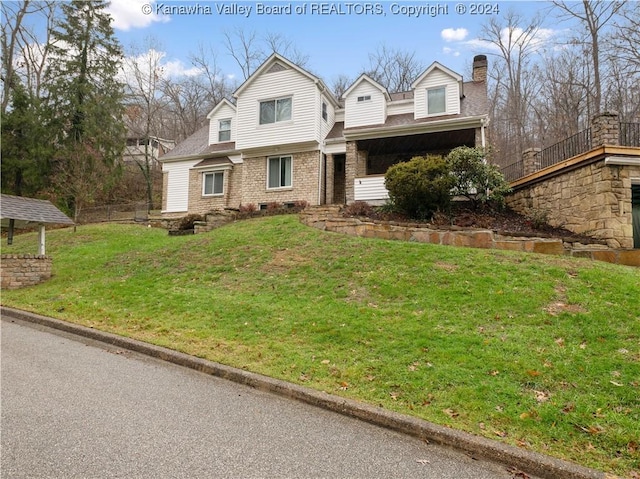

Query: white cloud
441,28,469,42
106,0,170,31
442,47,461,57
120,48,203,85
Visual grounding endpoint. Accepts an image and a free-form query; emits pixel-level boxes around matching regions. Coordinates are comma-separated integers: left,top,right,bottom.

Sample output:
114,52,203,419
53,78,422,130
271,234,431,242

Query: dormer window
427,87,446,115
218,119,231,142
260,97,292,124
357,95,371,102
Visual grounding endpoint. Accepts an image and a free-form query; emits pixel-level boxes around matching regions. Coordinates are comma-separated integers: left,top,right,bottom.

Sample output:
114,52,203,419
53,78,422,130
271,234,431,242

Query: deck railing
620,122,640,147
500,161,525,182
537,128,592,170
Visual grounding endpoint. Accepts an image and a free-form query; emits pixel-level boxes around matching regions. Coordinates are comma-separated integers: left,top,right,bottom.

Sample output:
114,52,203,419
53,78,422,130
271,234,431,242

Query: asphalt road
1,317,521,479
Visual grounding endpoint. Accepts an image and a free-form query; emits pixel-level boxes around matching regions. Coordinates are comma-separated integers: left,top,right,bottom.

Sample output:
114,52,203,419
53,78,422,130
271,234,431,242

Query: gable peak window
357,95,371,102
260,97,292,125
427,86,446,115
218,119,231,142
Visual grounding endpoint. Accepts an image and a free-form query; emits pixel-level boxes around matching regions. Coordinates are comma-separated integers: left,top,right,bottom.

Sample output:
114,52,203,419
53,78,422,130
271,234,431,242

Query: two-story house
160,53,489,216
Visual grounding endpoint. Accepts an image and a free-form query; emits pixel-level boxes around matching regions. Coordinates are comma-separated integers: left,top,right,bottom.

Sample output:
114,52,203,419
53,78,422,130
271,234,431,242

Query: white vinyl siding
319,94,335,140
344,81,386,128
163,159,200,212
235,68,319,150
354,175,389,202
208,103,236,144
414,69,460,119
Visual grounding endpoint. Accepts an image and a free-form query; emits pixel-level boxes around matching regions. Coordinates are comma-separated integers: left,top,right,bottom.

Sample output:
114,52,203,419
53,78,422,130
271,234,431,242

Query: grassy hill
2,215,639,476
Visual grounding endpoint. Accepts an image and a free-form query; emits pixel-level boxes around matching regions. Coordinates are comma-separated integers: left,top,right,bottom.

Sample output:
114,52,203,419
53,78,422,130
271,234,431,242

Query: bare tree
1,0,56,114
223,27,264,80
551,0,625,114
223,27,310,80
331,74,352,99
481,11,545,166
122,40,167,209
362,45,424,93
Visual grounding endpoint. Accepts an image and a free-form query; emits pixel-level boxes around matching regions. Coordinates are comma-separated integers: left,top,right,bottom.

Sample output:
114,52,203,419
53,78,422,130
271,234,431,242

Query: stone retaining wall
300,207,640,267
1,254,53,290
506,157,639,249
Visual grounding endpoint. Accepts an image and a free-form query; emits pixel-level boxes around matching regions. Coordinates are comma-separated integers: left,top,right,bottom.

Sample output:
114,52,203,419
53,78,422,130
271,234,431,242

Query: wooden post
38,224,45,255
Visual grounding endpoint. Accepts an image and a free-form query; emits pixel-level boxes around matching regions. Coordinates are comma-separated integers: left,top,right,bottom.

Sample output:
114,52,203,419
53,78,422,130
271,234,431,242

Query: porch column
591,111,619,147
38,224,46,255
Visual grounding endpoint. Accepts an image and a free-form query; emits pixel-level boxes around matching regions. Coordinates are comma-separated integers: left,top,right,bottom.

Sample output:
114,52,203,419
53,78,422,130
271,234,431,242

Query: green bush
384,155,453,219
446,146,511,208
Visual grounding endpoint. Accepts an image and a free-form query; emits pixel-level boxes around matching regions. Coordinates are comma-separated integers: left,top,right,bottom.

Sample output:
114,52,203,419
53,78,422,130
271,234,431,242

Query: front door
333,154,346,204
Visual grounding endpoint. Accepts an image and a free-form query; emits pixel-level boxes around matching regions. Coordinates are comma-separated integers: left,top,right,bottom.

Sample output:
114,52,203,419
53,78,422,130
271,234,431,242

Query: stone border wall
300,207,640,267
1,254,52,290
506,157,639,249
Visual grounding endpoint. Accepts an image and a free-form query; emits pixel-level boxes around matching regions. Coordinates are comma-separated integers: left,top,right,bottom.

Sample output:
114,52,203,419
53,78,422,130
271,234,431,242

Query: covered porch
346,125,483,204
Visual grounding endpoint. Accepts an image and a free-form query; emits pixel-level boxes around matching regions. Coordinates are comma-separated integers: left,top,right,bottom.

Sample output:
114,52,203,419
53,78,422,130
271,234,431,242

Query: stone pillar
591,112,619,147
522,148,541,176
345,141,357,204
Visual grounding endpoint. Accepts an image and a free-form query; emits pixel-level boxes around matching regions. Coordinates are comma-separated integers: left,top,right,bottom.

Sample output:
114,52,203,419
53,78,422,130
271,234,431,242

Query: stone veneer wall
506,159,639,249
300,207,640,267
241,151,321,206
188,167,243,215
1,254,52,289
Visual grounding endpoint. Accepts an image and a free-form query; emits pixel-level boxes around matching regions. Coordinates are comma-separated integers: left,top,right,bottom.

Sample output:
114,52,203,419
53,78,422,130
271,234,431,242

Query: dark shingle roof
1,194,74,227
160,125,237,161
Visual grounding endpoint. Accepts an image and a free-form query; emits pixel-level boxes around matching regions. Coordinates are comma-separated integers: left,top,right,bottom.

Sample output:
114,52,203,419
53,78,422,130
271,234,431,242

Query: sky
104,0,562,88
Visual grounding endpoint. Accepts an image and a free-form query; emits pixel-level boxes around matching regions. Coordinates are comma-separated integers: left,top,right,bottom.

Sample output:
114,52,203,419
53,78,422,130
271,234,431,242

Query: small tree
446,146,512,208
384,155,453,219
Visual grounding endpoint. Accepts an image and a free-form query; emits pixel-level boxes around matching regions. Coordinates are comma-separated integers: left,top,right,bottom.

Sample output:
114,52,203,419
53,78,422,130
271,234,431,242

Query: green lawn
2,216,639,476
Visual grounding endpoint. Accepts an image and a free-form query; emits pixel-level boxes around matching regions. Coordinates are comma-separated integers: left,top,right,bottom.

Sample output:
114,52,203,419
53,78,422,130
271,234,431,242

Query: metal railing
500,161,524,182
620,122,640,147
537,128,592,169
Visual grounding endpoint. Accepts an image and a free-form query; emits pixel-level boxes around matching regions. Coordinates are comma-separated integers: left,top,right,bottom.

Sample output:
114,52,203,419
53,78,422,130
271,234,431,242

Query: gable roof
411,61,463,89
233,53,340,108
206,98,236,119
342,74,391,101
1,194,74,228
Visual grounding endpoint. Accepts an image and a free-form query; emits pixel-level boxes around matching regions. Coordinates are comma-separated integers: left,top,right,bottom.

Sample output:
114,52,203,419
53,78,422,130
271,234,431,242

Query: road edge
1,306,610,479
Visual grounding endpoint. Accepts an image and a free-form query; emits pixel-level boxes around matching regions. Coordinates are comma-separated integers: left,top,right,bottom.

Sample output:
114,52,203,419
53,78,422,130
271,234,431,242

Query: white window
218,119,231,142
268,155,292,189
357,95,371,102
260,97,292,124
203,171,224,196
427,87,446,115
322,102,327,121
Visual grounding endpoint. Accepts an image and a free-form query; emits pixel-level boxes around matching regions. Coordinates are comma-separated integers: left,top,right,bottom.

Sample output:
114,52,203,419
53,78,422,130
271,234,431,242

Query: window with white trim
427,87,446,115
268,155,292,189
259,97,292,124
357,95,371,102
203,171,224,196
218,119,231,142
322,101,327,121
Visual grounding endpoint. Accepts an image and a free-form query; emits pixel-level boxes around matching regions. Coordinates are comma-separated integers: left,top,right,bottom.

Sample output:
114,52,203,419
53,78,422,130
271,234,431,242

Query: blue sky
105,0,560,87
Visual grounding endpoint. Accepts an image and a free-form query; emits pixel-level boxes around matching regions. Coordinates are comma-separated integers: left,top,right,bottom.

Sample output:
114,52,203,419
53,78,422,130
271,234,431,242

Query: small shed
1,194,74,255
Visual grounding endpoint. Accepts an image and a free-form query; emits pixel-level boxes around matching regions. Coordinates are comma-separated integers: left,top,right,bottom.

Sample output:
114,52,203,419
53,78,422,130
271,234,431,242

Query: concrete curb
1,306,609,479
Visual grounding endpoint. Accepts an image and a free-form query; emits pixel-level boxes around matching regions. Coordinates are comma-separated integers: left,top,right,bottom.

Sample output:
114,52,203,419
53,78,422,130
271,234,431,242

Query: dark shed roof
0,194,74,228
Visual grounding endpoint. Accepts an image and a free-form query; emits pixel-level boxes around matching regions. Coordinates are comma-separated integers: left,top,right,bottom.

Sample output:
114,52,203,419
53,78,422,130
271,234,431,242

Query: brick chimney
472,54,487,83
